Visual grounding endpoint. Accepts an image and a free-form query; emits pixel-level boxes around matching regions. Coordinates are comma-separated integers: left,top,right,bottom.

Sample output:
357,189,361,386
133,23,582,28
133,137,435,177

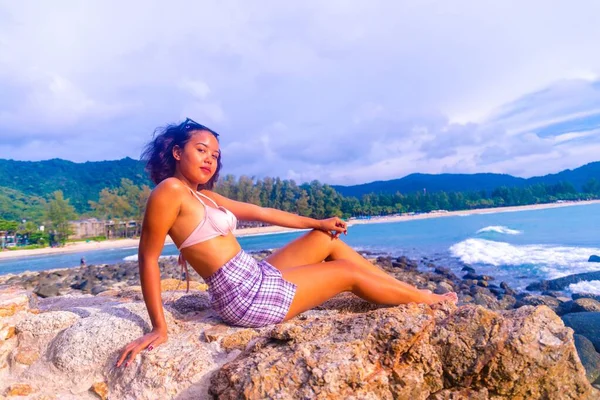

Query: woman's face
174,130,220,185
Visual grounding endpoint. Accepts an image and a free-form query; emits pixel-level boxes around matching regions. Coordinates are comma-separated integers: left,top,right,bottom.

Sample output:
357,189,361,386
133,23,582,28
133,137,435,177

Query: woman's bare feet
420,289,458,305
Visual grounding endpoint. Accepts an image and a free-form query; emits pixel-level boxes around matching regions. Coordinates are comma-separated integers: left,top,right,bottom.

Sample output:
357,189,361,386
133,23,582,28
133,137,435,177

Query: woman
117,118,457,367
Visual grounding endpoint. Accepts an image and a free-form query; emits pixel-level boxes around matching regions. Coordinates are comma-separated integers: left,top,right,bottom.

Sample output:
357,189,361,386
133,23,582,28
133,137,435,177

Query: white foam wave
568,280,600,295
449,238,600,278
122,254,175,262
476,225,522,235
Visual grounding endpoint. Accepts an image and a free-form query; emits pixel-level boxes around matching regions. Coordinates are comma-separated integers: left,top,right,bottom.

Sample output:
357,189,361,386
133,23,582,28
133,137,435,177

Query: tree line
1,175,599,248
215,176,600,217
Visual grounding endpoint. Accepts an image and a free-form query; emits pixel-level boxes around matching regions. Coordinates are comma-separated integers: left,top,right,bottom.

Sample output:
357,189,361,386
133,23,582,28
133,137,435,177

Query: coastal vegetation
0,158,599,244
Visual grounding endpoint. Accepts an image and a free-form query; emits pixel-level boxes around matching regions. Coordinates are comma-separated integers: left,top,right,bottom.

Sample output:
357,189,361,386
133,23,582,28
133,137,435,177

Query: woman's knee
330,259,363,288
306,228,342,252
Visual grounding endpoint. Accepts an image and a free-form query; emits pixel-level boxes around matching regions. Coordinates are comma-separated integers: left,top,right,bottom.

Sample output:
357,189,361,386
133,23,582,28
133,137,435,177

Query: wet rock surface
526,270,600,291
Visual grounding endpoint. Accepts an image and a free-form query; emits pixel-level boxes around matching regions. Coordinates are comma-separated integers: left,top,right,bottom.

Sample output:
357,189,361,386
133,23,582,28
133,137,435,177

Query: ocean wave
449,238,600,278
122,254,175,262
476,225,522,235
568,280,600,295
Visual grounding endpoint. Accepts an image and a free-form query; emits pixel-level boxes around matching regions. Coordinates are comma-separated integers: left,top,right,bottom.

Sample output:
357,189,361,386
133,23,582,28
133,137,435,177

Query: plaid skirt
205,250,297,328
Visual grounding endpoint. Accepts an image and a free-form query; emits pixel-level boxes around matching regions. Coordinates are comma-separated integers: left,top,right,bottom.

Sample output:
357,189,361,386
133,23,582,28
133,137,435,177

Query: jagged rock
473,292,501,310
574,334,600,384
210,304,593,399
169,292,211,315
500,281,516,296
160,278,208,291
49,303,164,374
498,295,517,310
571,298,600,313
1,266,598,400
557,300,574,316
91,285,109,295
463,272,494,281
16,311,79,336
429,387,490,399
34,284,60,298
5,383,34,396
90,382,108,400
562,312,600,352
526,271,600,291
434,282,454,294
588,255,600,263
13,346,39,366
515,294,561,313
434,267,457,281
0,288,33,317
573,293,600,302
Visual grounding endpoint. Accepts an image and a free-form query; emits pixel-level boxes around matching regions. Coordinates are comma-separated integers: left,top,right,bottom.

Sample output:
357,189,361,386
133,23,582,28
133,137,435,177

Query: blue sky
1,1,599,185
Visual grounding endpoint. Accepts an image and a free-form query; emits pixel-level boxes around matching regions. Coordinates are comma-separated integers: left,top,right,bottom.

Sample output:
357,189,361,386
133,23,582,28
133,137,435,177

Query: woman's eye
198,148,205,153
212,155,218,160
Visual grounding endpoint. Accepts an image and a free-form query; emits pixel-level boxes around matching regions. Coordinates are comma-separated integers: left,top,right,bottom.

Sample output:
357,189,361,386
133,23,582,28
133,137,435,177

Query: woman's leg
267,229,415,287
281,259,457,321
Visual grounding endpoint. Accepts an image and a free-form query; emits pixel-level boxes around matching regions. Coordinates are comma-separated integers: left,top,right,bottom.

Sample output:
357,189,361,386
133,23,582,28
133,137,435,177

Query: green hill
0,158,151,213
0,186,46,222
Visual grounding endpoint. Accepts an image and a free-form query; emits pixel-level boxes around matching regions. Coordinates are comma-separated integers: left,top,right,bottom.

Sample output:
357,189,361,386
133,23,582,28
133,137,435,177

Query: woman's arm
203,190,347,235
117,180,182,367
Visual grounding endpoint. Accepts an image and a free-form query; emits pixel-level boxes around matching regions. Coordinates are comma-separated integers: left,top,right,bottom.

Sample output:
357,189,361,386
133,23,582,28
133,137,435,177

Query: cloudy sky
1,1,600,185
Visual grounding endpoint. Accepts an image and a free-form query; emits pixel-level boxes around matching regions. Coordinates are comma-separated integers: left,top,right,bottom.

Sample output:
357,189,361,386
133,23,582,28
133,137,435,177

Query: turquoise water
2,203,600,293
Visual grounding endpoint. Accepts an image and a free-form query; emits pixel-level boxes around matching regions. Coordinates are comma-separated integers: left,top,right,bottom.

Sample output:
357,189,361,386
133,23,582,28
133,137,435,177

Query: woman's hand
318,217,347,238
116,328,167,368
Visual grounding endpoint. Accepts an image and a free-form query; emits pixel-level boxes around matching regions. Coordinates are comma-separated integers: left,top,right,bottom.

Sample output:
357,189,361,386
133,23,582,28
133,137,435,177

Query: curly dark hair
141,118,222,190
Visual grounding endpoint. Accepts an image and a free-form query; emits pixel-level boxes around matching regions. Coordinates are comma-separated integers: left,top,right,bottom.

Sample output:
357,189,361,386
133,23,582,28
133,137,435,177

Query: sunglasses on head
180,118,219,138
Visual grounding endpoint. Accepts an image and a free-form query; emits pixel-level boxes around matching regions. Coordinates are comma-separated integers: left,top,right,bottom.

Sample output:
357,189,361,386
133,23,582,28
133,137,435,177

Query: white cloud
0,0,600,184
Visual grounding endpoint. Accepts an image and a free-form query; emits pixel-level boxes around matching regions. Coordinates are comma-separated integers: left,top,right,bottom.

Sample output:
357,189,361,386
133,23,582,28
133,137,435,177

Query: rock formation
1,285,597,399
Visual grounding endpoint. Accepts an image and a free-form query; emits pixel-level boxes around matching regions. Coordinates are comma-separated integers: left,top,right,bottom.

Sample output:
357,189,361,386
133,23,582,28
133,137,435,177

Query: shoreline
1,199,599,261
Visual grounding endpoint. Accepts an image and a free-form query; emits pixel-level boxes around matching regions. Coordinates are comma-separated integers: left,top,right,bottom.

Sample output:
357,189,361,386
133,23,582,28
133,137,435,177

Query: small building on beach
69,218,106,239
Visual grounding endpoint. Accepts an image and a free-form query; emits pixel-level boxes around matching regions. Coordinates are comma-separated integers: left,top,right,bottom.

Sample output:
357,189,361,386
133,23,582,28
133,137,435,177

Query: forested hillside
0,158,599,225
332,162,600,197
0,158,150,212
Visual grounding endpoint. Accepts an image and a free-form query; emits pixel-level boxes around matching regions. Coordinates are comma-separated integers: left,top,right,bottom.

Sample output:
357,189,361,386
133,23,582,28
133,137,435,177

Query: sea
2,203,600,295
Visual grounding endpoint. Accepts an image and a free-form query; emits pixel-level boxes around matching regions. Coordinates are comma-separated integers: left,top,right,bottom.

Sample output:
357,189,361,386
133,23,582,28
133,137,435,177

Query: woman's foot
420,289,458,305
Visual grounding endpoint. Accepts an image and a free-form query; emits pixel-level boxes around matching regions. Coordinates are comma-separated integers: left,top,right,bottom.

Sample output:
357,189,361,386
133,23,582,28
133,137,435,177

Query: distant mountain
332,162,600,197
527,162,600,189
0,158,151,213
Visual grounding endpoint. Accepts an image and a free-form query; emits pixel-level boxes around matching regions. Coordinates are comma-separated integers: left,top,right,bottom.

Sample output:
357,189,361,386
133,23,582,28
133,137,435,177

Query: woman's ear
172,145,182,161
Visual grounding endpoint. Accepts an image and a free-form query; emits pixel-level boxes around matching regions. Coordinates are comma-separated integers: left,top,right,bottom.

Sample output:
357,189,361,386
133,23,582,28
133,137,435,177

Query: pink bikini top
178,190,237,249
177,189,237,291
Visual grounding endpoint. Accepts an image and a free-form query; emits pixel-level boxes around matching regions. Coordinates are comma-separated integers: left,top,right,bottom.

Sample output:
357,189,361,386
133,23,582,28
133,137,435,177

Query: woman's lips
200,167,212,173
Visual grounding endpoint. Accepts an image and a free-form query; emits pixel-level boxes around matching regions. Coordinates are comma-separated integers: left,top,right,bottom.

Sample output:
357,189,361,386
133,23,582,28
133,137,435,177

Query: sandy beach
2,199,599,260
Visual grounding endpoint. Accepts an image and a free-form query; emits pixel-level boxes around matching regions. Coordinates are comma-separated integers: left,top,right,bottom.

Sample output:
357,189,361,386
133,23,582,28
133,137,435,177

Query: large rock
562,312,600,352
0,285,598,399
49,302,164,374
526,270,600,291
515,294,561,313
571,298,600,313
573,293,600,302
0,287,33,317
16,311,79,336
574,334,600,384
589,255,600,263
210,304,593,399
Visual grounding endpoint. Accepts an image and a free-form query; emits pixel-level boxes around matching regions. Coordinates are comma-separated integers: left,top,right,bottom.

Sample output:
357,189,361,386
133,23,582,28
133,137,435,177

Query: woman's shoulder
152,178,188,198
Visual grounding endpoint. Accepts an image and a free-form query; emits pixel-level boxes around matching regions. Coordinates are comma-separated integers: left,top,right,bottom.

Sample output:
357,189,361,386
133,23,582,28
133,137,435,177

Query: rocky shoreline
1,251,600,398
